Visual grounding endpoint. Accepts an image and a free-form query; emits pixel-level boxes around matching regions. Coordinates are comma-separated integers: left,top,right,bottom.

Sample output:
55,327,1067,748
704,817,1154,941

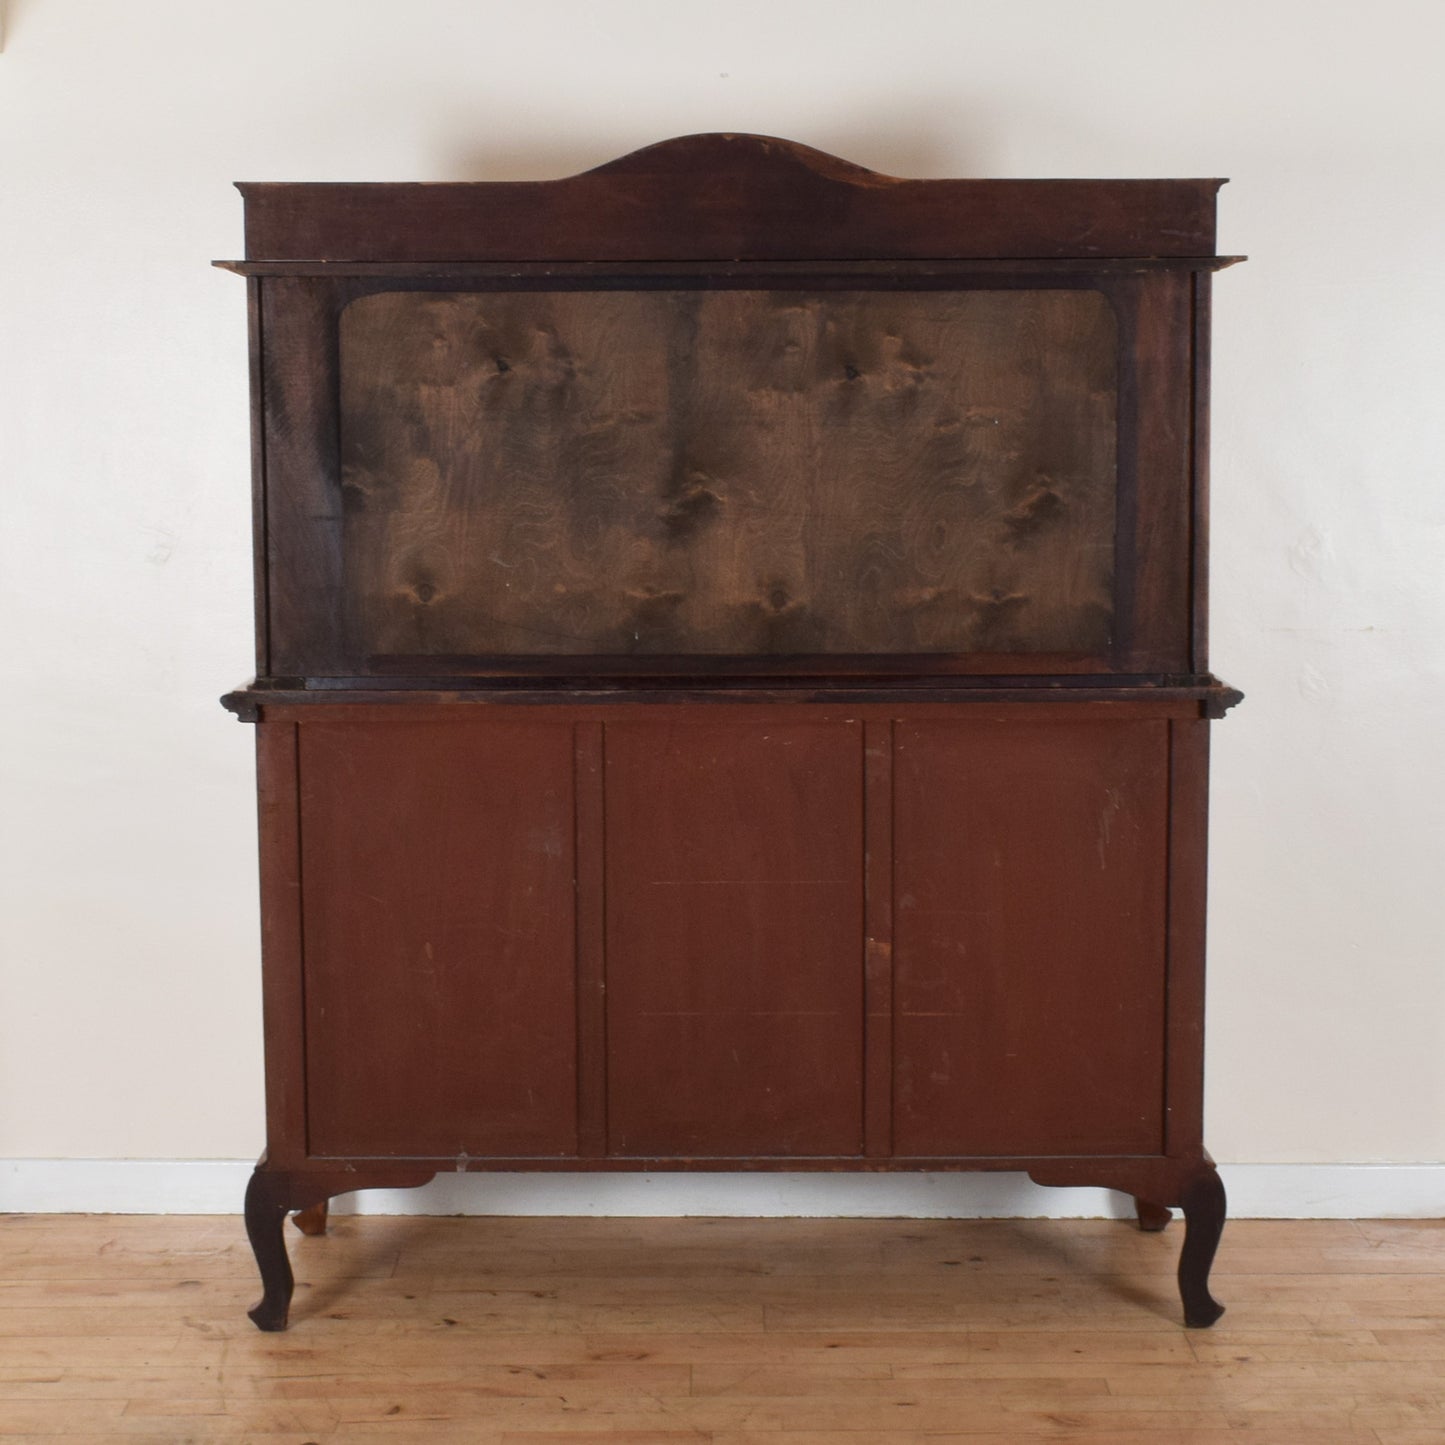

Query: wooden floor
1,1214,1443,1442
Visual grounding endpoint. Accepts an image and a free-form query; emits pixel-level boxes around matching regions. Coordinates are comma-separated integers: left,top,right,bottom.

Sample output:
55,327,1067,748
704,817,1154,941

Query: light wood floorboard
0,1214,1441,1441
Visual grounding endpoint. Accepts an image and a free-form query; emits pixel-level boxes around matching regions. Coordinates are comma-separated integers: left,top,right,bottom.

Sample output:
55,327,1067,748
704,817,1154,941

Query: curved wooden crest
237,132,1222,263
581,131,901,186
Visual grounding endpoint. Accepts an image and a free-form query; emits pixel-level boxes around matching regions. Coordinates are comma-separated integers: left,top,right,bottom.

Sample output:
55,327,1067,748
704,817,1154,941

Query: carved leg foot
292,1200,330,1236
241,1163,435,1330
244,1170,295,1332
1135,1197,1172,1232
1178,1166,1227,1328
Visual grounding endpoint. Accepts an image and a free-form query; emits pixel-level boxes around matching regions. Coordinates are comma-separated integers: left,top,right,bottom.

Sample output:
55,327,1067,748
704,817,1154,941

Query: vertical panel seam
1161,718,1176,1157
251,277,271,677
859,721,869,1155
291,722,310,1160
862,717,896,1159
572,723,583,1158
878,716,890,1156
1104,279,1136,668
599,720,609,1157
1188,271,1200,672
1190,270,1212,675
572,720,607,1159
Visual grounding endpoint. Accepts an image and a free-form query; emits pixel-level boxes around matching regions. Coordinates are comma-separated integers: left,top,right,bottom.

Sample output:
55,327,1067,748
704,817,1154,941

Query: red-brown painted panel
893,719,1169,1157
604,720,865,1156
299,720,578,1157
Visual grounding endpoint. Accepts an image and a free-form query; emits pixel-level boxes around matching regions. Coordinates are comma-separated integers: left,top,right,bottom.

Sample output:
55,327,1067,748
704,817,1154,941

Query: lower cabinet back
268,702,1183,1166
298,719,580,1158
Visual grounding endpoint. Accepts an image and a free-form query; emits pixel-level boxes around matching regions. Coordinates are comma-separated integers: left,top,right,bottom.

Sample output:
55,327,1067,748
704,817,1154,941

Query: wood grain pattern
5,1214,1442,1441
891,718,1169,1157
1118,271,1194,670
603,719,866,1157
338,287,1117,660
237,132,1223,262
1191,269,1214,673
297,720,579,1158
260,276,355,676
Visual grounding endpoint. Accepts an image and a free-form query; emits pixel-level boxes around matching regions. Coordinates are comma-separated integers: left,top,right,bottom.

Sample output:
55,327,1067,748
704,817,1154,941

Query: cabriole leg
241,1163,435,1330
1178,1165,1227,1327
1134,1197,1173,1232
243,1169,295,1332
292,1199,330,1236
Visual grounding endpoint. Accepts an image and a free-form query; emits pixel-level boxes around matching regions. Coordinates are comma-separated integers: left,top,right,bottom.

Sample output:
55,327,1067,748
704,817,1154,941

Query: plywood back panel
299,720,579,1159
338,288,1117,660
892,717,1169,1157
603,719,866,1156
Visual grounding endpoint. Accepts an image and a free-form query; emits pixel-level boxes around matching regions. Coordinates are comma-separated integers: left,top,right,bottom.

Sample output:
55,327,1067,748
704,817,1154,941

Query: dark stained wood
238,134,1221,263
245,263,1209,678
1179,1162,1227,1327
242,1167,298,1332
1122,271,1195,671
227,682,1243,715
1191,271,1214,673
220,256,1247,279
246,276,270,676
293,670,1225,689
259,278,353,676
891,717,1169,1157
337,287,1117,660
225,137,1240,1332
243,1161,435,1331
297,719,580,1158
365,651,1111,677
602,719,865,1157
1135,1197,1173,1232
238,138,1233,681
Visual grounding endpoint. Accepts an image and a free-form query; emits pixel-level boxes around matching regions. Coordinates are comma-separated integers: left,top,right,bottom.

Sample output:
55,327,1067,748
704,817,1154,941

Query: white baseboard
1,1160,1441,1218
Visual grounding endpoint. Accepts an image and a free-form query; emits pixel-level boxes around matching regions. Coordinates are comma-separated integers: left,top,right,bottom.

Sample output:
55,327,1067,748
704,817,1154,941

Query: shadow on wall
434,111,991,184
327,1171,1145,1220
0,0,41,52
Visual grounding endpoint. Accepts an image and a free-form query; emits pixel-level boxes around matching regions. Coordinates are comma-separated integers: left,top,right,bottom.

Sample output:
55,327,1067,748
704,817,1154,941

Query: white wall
2,1,1442,1199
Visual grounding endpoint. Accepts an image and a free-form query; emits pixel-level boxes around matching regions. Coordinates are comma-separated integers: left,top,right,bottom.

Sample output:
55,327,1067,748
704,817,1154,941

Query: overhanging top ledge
235,132,1226,265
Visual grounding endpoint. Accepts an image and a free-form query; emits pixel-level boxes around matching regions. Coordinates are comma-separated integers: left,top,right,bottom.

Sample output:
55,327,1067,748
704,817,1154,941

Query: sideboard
219,133,1243,1330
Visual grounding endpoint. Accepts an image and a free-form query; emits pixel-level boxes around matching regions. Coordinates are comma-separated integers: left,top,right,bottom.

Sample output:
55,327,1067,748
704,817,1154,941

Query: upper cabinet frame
218,133,1238,683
